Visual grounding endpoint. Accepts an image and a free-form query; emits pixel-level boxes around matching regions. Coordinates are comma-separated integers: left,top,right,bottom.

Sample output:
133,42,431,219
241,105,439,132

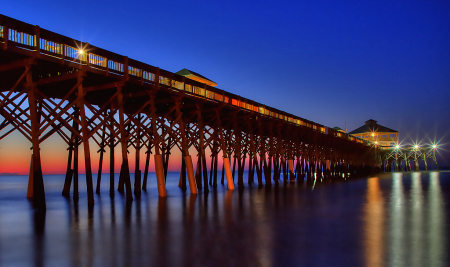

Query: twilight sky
1,0,449,173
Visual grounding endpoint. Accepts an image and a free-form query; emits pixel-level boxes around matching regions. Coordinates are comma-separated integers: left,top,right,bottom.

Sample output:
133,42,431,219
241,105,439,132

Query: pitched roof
348,119,398,135
176,68,217,86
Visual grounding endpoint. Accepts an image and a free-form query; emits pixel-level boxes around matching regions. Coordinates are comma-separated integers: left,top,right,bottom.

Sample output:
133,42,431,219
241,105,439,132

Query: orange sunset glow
0,131,220,175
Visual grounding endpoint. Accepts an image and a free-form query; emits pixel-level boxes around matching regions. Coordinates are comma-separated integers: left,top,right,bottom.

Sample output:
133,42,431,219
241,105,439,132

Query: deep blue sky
2,0,450,167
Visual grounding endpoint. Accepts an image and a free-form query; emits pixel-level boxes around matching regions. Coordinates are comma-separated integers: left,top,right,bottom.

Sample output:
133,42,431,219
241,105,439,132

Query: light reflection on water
364,177,384,267
411,172,424,267
0,171,448,266
389,173,406,267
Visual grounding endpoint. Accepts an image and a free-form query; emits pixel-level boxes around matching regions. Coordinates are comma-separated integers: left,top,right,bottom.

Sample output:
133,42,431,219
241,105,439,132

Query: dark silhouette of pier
0,14,377,209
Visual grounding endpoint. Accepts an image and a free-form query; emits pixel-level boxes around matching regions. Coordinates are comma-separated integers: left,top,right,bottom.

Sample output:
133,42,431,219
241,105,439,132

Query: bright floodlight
395,145,400,149
414,145,419,149
79,49,84,55
433,145,437,149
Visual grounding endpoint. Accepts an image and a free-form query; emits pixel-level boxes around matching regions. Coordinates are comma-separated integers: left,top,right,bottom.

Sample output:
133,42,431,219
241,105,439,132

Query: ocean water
0,171,449,266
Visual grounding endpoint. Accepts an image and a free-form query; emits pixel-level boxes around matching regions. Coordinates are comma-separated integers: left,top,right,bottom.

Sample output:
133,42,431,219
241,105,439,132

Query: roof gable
348,120,398,135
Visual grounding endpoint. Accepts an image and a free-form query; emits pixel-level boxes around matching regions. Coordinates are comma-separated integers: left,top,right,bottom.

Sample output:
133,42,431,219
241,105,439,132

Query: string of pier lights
372,140,440,151
393,142,439,151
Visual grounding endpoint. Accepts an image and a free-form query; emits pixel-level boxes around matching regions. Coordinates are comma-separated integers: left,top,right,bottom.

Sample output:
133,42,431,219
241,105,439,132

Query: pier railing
0,14,369,146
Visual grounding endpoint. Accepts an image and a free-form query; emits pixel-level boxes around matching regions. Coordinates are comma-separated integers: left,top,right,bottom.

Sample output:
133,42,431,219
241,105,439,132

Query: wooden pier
0,14,377,209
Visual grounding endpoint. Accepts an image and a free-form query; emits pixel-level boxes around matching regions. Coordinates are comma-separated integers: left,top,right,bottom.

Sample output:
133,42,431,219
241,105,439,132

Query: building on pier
348,119,398,148
176,69,217,87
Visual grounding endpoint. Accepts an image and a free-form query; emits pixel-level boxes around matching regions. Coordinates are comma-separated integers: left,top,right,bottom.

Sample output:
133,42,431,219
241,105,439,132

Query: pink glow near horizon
0,133,227,175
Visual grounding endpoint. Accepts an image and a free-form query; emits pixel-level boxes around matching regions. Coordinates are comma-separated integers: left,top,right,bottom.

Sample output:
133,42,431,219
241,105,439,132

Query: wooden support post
248,132,258,185
242,155,247,180
142,141,151,190
118,124,131,193
277,157,282,183
312,158,316,178
248,153,254,185
232,155,237,182
253,157,258,183
307,157,312,180
195,154,202,190
304,157,308,178
134,114,142,197
281,157,288,183
302,157,306,178
185,155,197,194
117,90,132,201
414,151,420,172
265,132,274,185
154,154,167,196
175,97,196,194
223,157,235,190
27,72,45,209
201,151,208,193
196,104,208,193
109,110,115,198
27,155,34,198
215,112,229,188
267,154,273,185
279,156,285,181
317,159,323,179
238,155,246,188
150,96,168,197
257,154,263,186
178,160,183,188
118,163,125,192
213,153,218,188
77,78,95,206
296,157,302,182
233,125,244,188
221,162,225,185
163,137,172,181
161,142,166,181
432,149,439,171
180,155,187,191
184,155,198,194
209,153,214,186
263,147,270,185
163,143,170,182
96,124,106,194
272,156,278,182
62,129,75,196
73,108,79,201
288,159,295,182
237,155,242,187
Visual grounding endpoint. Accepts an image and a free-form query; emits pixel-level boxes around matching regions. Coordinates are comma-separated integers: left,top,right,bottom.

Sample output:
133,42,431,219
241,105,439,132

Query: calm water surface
0,171,449,266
